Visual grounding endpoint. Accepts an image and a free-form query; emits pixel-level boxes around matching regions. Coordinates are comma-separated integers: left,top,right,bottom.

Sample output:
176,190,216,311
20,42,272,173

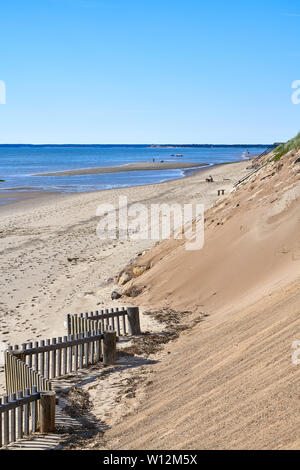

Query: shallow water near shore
0,145,266,197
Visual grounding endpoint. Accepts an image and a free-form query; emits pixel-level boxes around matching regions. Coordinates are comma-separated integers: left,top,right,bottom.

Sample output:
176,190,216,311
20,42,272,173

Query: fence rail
233,144,279,189
6,330,116,382
1,304,138,447
5,350,51,396
251,144,277,163
67,306,141,337
0,386,40,447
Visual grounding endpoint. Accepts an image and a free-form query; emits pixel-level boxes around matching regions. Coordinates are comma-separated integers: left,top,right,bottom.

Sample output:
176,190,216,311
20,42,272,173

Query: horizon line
0,143,273,147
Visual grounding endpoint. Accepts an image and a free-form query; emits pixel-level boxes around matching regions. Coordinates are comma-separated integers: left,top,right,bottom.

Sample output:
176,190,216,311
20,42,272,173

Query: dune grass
272,131,300,161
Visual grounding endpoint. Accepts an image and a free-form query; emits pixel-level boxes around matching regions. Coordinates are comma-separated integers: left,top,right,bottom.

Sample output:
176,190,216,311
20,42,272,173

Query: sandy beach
1,152,299,450
0,161,248,394
2,0,298,454
34,161,208,177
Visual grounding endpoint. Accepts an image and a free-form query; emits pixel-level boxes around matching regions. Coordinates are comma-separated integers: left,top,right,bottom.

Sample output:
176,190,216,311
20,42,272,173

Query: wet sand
34,161,208,177
0,190,65,215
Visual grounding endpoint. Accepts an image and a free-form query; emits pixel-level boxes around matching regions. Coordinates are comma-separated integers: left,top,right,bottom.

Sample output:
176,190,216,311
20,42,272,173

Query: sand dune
103,149,300,449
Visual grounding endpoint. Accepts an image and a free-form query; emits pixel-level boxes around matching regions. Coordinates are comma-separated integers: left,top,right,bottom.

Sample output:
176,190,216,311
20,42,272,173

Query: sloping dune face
130,150,300,313
108,150,300,449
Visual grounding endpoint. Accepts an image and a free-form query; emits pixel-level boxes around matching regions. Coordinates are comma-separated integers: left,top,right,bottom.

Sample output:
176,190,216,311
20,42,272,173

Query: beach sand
0,190,64,215
0,161,248,394
34,161,208,176
1,152,299,450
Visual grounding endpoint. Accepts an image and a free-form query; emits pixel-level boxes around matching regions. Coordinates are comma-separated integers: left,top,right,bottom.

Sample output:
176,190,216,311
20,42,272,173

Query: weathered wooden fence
5,350,51,396
6,330,116,384
0,385,56,447
1,305,138,448
0,386,40,447
67,306,141,337
1,330,117,448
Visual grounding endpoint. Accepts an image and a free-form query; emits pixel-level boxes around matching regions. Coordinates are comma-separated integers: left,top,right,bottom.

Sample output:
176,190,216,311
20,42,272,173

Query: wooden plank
79,333,83,369
74,334,78,371
111,308,115,331
79,313,84,334
67,314,71,336
68,334,73,373
84,332,89,367
63,336,68,376
71,315,75,336
45,339,50,379
96,329,101,362
0,397,2,447
28,342,33,368
34,341,39,372
4,351,11,396
17,390,23,440
39,391,56,433
103,331,116,365
122,313,126,335
24,388,30,435
91,330,95,364
121,307,126,335
105,309,109,329
75,314,79,336
3,395,9,445
10,392,16,442
20,358,25,392
57,337,62,377
40,340,45,377
31,385,38,433
116,308,121,336
51,338,57,379
127,307,141,335
101,310,105,332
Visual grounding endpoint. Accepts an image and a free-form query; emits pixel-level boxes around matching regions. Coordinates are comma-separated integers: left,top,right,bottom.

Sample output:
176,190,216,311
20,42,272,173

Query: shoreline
34,161,209,177
0,161,236,213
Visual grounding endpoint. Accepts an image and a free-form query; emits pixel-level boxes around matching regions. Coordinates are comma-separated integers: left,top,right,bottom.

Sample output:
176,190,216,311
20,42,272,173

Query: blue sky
0,0,299,144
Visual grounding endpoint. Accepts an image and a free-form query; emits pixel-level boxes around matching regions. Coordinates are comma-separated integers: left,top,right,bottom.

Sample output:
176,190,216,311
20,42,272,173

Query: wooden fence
6,330,116,384
1,305,138,447
0,388,56,448
0,386,40,447
233,144,278,189
1,330,117,448
67,306,141,337
5,350,51,396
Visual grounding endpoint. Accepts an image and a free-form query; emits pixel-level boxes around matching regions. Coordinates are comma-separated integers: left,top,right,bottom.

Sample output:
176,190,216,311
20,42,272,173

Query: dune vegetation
273,131,300,161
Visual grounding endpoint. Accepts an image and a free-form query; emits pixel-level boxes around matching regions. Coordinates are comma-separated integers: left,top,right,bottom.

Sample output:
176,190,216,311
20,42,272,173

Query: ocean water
0,145,268,193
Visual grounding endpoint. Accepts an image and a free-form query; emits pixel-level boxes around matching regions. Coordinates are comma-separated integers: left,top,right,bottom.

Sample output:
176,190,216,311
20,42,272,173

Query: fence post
67,314,71,335
103,331,116,366
39,391,56,433
127,307,141,335
11,349,26,362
